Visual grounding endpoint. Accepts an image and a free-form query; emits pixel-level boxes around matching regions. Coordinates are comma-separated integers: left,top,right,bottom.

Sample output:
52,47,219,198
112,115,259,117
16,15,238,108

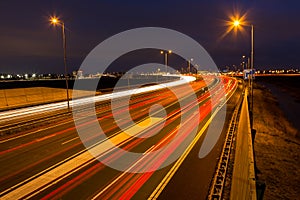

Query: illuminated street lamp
241,55,247,71
50,16,70,110
160,50,172,74
188,58,193,74
194,64,200,75
233,20,240,27
232,19,254,74
231,17,255,125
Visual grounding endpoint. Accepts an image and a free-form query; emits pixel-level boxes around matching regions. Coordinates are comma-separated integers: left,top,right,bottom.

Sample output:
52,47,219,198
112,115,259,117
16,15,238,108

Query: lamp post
50,16,70,110
232,20,254,74
160,50,172,74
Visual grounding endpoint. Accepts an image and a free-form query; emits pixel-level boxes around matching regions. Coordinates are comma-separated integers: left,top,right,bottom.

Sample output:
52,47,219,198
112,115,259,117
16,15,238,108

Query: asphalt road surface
0,75,242,199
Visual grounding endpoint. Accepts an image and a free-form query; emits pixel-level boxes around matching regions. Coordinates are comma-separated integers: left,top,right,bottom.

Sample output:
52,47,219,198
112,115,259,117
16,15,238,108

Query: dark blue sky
1,0,300,74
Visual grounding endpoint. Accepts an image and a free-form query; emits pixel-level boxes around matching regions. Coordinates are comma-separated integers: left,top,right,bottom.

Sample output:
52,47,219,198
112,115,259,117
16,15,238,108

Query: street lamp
50,16,70,110
160,50,172,74
233,20,240,27
231,17,255,125
241,55,246,71
195,64,199,75
187,58,193,74
232,20,254,74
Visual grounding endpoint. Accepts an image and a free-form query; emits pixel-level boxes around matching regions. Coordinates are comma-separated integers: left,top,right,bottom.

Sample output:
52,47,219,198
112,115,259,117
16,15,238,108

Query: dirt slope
253,84,300,200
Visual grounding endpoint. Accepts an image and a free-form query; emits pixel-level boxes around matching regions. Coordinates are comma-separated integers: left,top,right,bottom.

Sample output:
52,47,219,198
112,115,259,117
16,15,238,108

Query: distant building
73,70,84,79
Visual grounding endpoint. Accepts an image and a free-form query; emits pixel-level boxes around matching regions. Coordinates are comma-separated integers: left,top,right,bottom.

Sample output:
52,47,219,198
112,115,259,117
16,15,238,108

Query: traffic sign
243,69,255,80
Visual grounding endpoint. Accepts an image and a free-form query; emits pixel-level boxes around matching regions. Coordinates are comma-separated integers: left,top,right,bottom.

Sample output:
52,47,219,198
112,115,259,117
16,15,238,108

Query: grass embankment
253,84,300,199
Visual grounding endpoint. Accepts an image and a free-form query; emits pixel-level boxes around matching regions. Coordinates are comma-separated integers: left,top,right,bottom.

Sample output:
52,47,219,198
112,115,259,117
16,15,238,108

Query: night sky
1,0,300,74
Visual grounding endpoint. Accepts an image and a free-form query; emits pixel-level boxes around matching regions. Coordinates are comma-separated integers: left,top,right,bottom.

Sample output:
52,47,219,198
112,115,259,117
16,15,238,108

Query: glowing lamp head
168,50,172,54
50,16,60,25
233,20,240,27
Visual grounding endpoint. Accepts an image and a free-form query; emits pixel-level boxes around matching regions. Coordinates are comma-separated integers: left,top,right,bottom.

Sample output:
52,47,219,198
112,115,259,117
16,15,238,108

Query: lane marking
0,117,163,199
148,79,238,199
143,145,155,155
90,80,232,199
0,76,206,144
1,86,200,197
0,120,74,144
0,77,221,199
61,137,79,145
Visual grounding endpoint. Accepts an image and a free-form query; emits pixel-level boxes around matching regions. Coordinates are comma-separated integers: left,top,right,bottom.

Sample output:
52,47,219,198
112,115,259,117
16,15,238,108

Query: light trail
43,77,236,199
0,75,238,199
0,75,195,121
91,77,235,199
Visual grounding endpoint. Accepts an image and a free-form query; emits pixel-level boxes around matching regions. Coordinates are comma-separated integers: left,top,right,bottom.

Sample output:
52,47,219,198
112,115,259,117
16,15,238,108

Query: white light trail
0,76,195,121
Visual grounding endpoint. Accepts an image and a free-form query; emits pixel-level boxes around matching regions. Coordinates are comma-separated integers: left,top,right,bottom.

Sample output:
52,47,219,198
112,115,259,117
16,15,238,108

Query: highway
0,75,242,199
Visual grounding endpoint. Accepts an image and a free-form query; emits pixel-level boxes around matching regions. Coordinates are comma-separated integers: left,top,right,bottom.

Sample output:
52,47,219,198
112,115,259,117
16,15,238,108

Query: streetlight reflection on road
49,16,70,110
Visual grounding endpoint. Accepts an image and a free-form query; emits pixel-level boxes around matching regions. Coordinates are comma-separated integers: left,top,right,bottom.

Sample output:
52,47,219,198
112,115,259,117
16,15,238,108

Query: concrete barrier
230,89,256,199
0,87,98,110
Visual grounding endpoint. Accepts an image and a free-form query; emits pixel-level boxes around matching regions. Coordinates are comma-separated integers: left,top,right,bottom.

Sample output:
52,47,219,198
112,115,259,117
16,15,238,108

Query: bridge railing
230,88,256,200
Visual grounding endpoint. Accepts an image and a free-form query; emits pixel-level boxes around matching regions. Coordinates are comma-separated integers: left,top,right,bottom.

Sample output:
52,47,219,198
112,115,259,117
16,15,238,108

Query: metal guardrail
230,89,256,200
208,90,243,200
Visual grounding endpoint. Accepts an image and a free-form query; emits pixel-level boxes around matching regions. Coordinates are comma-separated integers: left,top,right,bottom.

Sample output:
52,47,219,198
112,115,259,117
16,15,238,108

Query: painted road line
148,80,237,199
0,119,74,144
0,76,207,144
0,117,163,199
1,77,219,198
143,145,155,155
61,136,79,145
